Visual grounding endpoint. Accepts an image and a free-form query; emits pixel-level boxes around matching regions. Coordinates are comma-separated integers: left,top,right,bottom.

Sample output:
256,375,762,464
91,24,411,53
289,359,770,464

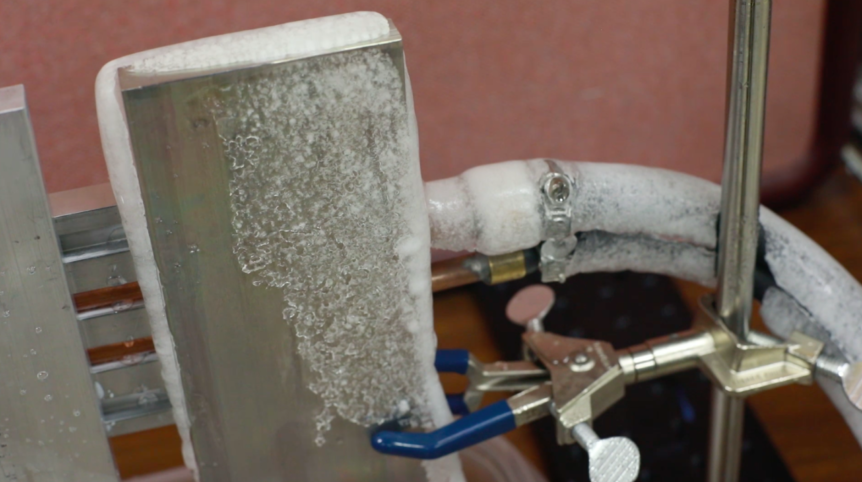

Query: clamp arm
434,349,548,415
372,383,551,459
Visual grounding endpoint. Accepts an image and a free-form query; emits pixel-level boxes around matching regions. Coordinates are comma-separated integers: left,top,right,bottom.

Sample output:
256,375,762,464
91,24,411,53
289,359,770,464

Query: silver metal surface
77,300,145,322
101,389,171,425
0,84,118,481
749,330,862,410
571,423,640,482
539,160,577,283
65,250,138,294
707,390,746,482
524,333,625,445
619,330,714,384
118,25,426,481
90,352,159,375
78,306,151,349
93,360,165,403
55,206,127,264
710,1,773,480
507,383,553,426
457,356,547,413
696,300,814,396
841,143,862,184
103,408,175,438
716,0,772,338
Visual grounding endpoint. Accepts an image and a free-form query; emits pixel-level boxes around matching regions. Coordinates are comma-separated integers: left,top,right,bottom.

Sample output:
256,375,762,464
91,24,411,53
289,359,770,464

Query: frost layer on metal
97,13,461,482
426,159,862,444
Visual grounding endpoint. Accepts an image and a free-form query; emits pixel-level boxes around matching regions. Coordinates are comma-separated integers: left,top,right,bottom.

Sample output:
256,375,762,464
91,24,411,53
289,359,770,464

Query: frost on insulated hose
425,159,862,444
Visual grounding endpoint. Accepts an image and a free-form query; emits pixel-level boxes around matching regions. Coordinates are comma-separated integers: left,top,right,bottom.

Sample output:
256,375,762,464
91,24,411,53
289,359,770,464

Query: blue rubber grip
435,349,470,374
445,393,470,415
371,399,516,459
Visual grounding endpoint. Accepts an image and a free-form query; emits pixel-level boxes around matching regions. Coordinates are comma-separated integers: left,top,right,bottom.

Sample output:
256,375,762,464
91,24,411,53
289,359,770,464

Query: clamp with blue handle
372,381,552,459
371,333,635,460
373,348,549,459
434,349,548,415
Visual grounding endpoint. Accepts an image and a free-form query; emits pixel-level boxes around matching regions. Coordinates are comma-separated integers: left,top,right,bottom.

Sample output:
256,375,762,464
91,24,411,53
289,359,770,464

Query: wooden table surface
112,168,862,480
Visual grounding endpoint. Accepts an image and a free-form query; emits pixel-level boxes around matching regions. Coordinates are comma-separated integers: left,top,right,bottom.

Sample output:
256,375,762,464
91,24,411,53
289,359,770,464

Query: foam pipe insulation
426,159,862,444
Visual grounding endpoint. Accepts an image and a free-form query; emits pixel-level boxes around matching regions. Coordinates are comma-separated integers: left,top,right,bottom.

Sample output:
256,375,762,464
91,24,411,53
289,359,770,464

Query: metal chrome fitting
524,333,626,445
539,160,577,283
695,295,820,396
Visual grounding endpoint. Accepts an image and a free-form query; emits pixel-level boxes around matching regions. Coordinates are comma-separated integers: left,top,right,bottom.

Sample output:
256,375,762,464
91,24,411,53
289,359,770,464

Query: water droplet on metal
112,300,133,313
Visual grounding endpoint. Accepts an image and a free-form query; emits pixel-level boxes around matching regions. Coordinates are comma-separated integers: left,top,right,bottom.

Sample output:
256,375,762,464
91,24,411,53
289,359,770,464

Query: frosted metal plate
111,24,445,481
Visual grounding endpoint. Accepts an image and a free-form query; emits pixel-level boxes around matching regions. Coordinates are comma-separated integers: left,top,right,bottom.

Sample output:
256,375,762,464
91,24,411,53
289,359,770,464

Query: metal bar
431,255,481,291
716,0,772,338
0,85,119,481
117,25,428,481
708,1,773,482
707,389,746,482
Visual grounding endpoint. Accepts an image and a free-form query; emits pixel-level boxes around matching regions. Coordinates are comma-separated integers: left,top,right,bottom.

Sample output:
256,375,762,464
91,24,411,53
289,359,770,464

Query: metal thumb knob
571,423,640,482
815,357,862,411
506,284,555,333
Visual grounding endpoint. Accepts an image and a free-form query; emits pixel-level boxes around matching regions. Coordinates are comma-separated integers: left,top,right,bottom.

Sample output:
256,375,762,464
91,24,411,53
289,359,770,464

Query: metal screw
572,423,640,482
815,356,862,411
546,176,570,203
569,352,595,372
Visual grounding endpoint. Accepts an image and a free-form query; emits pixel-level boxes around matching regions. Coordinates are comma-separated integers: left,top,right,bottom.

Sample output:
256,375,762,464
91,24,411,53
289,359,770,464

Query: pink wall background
0,1,825,194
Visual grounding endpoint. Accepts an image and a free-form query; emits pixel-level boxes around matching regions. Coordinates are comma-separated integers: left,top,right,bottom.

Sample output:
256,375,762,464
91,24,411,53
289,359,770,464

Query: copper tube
73,281,143,312
87,337,155,366
431,255,481,292
72,257,497,311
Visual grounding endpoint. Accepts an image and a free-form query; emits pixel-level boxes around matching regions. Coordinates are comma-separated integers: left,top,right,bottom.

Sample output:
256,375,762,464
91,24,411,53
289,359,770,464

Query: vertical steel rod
707,1,772,482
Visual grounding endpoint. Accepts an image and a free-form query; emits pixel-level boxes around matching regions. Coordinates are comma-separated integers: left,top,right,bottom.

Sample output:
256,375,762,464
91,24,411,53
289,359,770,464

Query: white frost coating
760,289,835,352
129,12,390,73
760,210,862,362
820,378,862,443
426,161,543,255
428,159,862,445
566,231,717,288
427,160,721,255
561,162,721,248
425,177,477,252
96,67,198,477
98,13,462,481
406,69,465,481
213,45,461,480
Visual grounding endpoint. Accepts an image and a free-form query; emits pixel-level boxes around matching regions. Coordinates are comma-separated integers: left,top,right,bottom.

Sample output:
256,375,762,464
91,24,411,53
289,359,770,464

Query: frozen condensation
426,161,544,255
427,159,862,444
565,231,716,288
214,47,441,439
129,12,390,74
97,12,421,479
426,160,721,256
